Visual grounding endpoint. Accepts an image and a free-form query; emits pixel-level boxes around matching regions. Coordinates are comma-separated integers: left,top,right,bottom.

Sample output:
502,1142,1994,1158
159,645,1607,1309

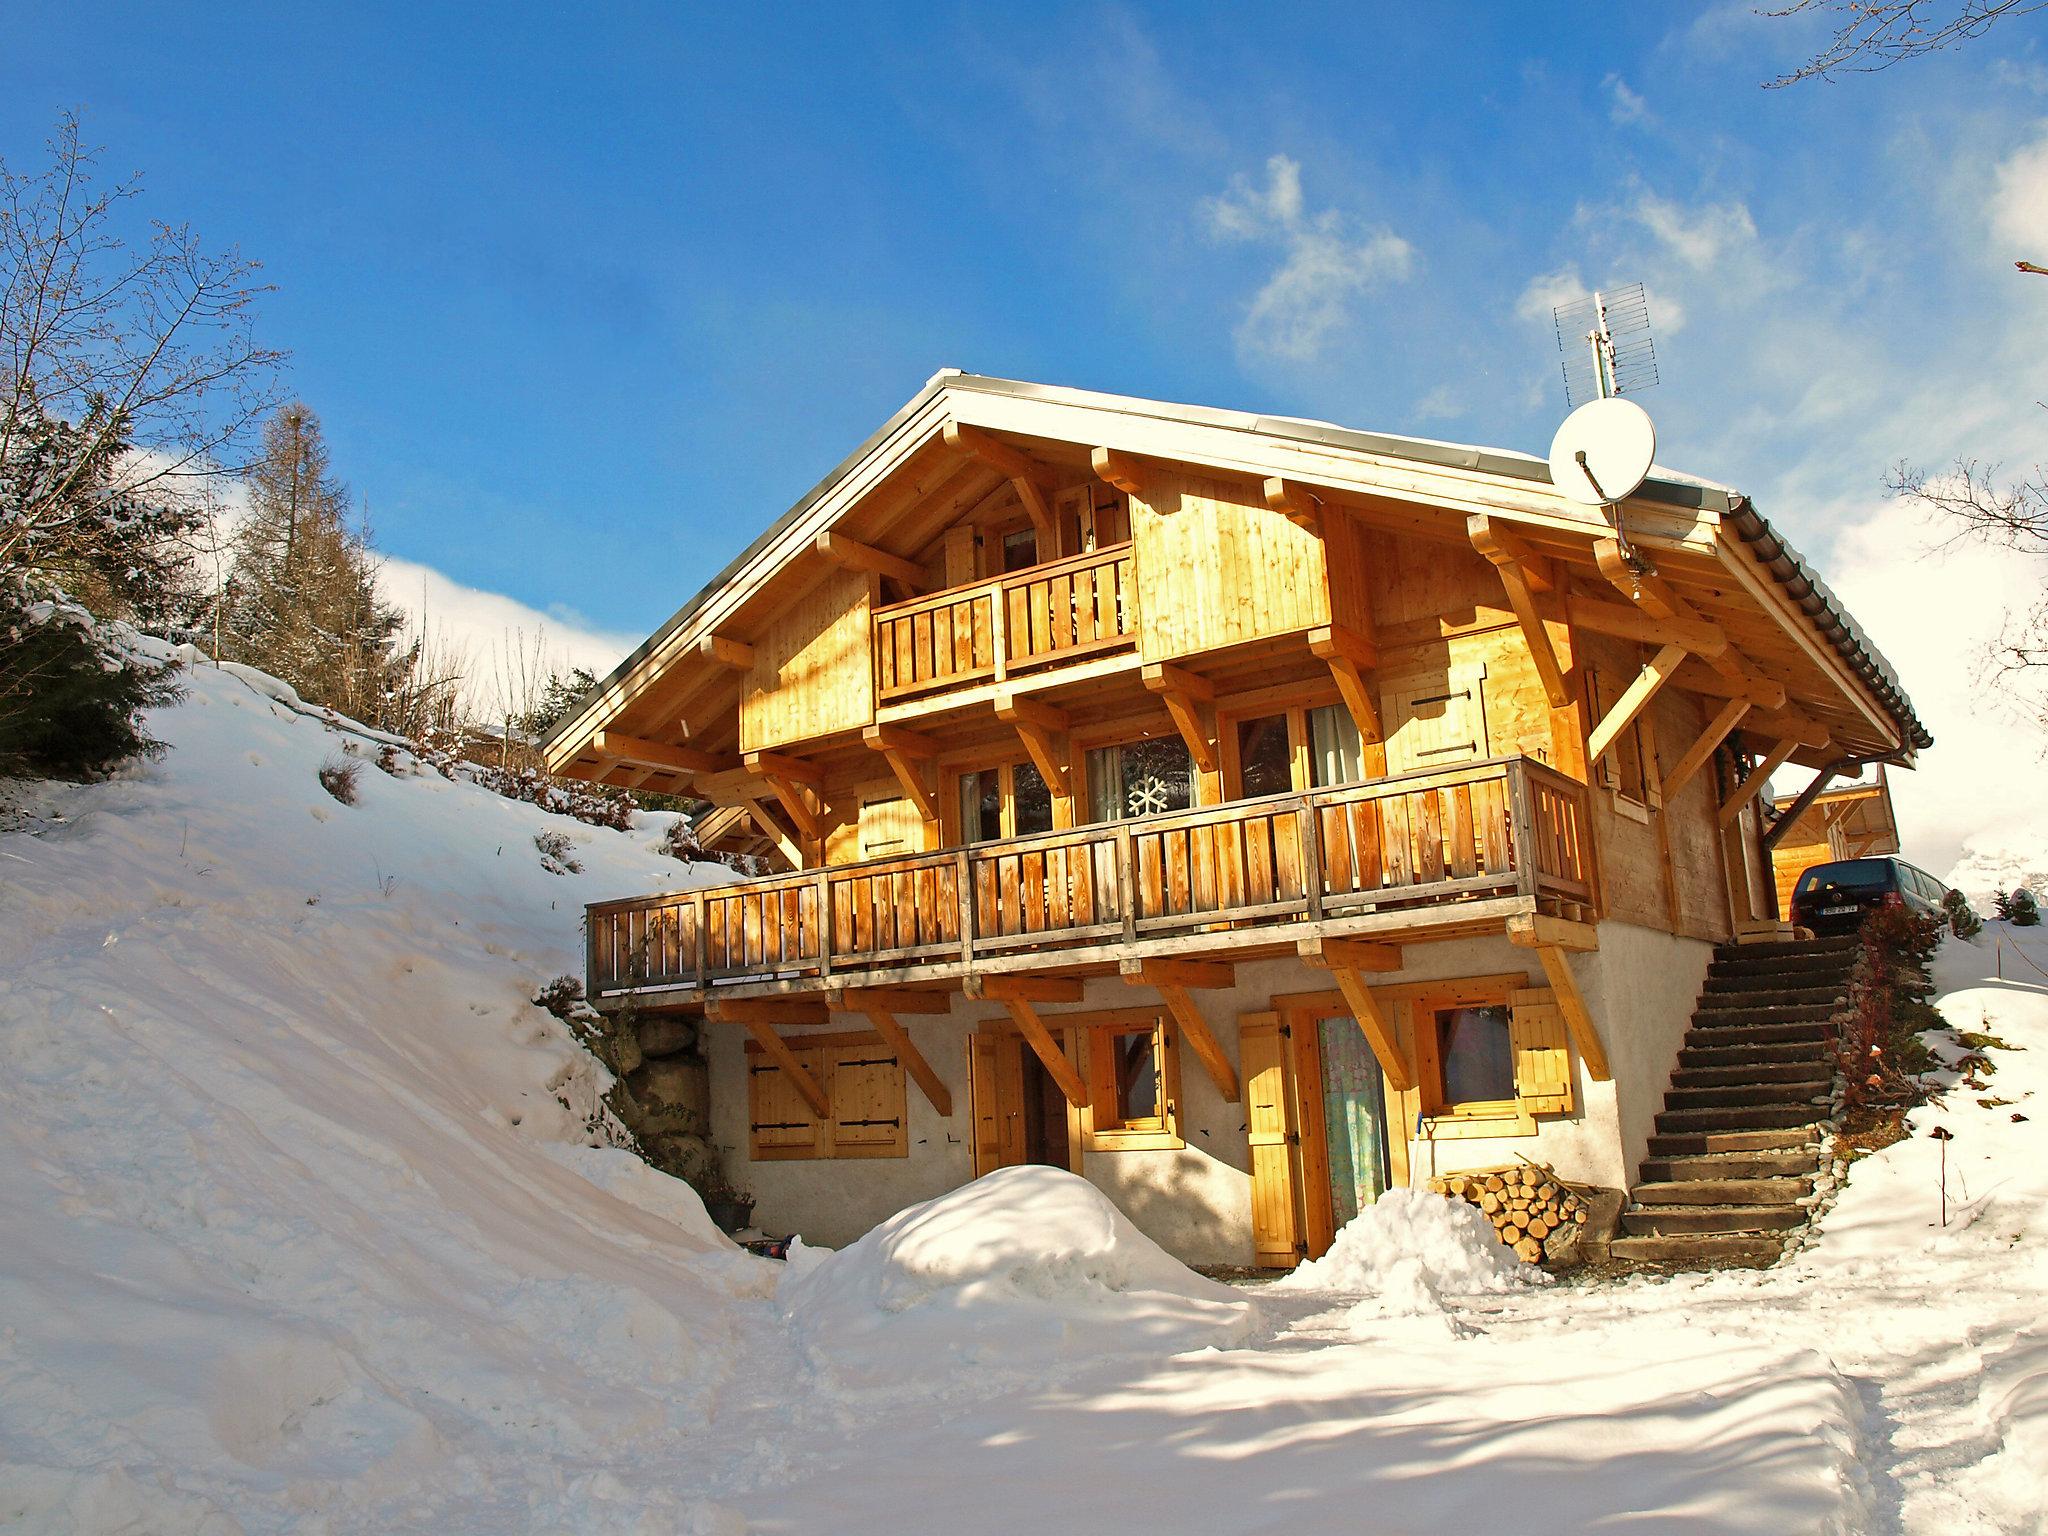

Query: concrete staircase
1609,935,1860,1270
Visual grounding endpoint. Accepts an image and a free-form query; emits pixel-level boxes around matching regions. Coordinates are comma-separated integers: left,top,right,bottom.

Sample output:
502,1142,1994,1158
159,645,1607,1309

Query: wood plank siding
740,565,876,753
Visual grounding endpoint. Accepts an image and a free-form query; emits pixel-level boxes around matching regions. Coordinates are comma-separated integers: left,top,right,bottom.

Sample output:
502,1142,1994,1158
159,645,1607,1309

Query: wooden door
1243,1016,1306,1267
967,1033,1029,1175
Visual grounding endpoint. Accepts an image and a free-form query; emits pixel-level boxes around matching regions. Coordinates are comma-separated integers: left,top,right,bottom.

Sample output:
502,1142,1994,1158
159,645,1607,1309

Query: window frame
1219,693,1370,803
745,1030,911,1161
1080,732,1198,826
953,757,1056,843
1080,1006,1184,1152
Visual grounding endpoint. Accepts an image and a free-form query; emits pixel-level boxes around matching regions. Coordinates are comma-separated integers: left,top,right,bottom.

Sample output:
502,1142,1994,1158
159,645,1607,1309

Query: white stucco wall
706,921,1711,1265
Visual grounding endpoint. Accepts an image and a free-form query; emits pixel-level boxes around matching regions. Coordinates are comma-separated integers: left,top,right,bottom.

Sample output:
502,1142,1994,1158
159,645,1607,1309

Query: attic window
1001,526,1038,573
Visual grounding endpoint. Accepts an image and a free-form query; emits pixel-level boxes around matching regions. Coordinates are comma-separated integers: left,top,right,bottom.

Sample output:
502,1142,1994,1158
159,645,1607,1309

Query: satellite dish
1548,396,1656,507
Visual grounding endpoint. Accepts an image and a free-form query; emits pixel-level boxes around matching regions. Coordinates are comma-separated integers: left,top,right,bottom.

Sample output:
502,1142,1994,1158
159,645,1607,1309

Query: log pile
1430,1161,1588,1264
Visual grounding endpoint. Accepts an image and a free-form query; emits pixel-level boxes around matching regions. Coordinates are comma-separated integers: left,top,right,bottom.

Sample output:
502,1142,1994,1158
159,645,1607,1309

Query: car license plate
1820,905,1857,916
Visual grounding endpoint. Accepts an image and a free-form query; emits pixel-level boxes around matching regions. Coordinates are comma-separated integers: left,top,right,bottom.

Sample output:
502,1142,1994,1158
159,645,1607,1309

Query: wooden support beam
591,731,738,778
944,422,1058,544
1505,912,1599,953
864,725,943,824
965,974,1085,1004
1718,738,1800,828
1119,957,1235,989
708,996,832,1026
816,531,928,592
981,993,1089,1108
1320,967,1411,1092
1091,447,1149,499
743,749,823,786
1595,538,1788,713
995,691,1073,798
1565,594,1728,657
1660,697,1751,802
735,793,804,868
1154,984,1241,1103
1469,514,1571,709
1143,663,1218,774
697,635,755,671
738,1017,831,1119
1741,709,1832,750
846,1004,952,1118
1307,624,1383,742
1523,943,1611,1082
1296,936,1404,971
1262,476,1322,530
1674,660,1792,714
1587,642,1688,764
864,723,939,759
828,986,955,1015
749,762,827,844
1465,515,1557,592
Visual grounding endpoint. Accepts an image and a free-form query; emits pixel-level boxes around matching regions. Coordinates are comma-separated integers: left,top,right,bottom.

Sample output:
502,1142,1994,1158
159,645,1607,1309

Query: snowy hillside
3,651,2046,1534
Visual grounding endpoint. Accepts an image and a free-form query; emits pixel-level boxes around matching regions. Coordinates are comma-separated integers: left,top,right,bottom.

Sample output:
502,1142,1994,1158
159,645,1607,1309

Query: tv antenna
1548,283,1660,578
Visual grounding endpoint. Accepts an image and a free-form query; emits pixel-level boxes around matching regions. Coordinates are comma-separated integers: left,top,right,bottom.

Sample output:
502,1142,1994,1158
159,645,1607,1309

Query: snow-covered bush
535,827,582,875
2013,889,2041,928
1943,887,1983,940
0,570,183,780
318,754,362,805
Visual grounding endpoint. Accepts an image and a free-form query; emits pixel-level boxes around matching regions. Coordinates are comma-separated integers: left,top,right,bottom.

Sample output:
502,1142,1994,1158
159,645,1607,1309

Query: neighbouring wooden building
1767,771,1903,914
543,373,1929,1268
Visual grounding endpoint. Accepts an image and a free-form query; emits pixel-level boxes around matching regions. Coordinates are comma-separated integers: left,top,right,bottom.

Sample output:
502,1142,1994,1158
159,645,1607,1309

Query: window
1085,736,1194,822
747,1037,909,1160
1083,1010,1182,1150
1307,704,1363,788
958,760,1054,843
1236,714,1293,798
1001,525,1039,573
1434,1004,1516,1107
1586,660,1651,806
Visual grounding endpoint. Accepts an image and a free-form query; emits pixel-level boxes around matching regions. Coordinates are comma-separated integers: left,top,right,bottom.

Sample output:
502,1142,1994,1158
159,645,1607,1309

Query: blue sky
7,3,2048,869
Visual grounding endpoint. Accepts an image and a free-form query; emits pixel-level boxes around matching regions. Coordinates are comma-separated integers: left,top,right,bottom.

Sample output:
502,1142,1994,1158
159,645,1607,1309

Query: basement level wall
704,921,1710,1267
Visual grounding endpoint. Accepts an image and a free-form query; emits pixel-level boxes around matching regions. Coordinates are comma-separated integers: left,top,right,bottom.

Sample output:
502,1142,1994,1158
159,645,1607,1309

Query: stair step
1691,1001,1840,1026
1622,1204,1807,1236
1672,1062,1834,1088
1647,1127,1820,1156
1712,937,1861,961
1664,1081,1831,1111
1708,948,1856,977
1629,1177,1812,1205
1686,1022,1828,1049
1679,1041,1832,1069
1701,973,1848,998
1639,1151,1820,1182
1655,1103,1824,1133
1608,1233,1786,1269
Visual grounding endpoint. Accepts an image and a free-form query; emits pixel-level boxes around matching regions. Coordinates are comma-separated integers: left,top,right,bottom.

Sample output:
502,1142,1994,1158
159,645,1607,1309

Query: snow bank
1276,1187,1535,1314
780,1166,1252,1387
0,656,767,1533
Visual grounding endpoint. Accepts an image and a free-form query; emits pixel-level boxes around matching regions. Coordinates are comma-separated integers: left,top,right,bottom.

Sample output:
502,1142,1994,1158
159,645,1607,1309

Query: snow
778,1166,1252,1387
1276,1186,1535,1315
6,652,2048,1533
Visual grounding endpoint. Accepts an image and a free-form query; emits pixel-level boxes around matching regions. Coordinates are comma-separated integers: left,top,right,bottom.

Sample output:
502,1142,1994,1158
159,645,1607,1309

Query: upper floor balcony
585,754,1594,1005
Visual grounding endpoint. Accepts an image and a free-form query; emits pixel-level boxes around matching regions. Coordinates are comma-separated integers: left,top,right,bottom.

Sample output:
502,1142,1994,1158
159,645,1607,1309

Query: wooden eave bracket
1718,737,1801,828
994,690,1073,799
591,731,738,779
734,793,805,868
965,974,1088,1107
817,531,928,593
1505,916,1610,1082
1119,958,1239,1103
829,987,955,1118
744,750,828,844
1586,641,1688,765
1566,594,1727,658
1262,476,1322,531
1296,938,1411,1090
864,724,942,825
943,421,1058,544
1469,514,1571,709
1142,662,1218,774
1660,697,1750,802
1594,536,1789,713
1307,624,1383,743
698,635,755,671
707,1001,832,1117
1091,447,1149,500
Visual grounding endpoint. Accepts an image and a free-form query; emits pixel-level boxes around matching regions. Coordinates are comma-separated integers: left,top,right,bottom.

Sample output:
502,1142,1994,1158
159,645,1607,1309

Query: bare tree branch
1761,0,2048,86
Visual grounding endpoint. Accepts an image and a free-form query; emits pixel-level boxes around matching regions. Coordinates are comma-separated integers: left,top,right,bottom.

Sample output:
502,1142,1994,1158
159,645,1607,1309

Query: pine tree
2013,888,2042,928
222,403,413,726
1941,887,1983,939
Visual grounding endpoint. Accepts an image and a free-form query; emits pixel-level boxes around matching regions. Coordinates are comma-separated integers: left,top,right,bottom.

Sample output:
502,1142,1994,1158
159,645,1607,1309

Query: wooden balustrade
586,756,1595,996
872,542,1136,702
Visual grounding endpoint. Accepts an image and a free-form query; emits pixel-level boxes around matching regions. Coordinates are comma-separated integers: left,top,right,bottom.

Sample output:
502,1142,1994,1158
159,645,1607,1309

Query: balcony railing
587,755,1593,998
873,541,1137,703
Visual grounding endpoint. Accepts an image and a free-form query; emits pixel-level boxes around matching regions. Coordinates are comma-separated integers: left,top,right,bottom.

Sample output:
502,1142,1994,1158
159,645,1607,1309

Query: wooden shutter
968,1033,1005,1176
826,1043,908,1157
1509,986,1573,1114
748,1045,825,1159
1381,664,1488,775
859,794,919,858
1242,1017,1306,1267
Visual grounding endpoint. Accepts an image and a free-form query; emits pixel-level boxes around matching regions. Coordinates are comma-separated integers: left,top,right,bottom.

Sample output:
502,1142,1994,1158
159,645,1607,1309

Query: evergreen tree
1941,886,1983,939
2013,888,2042,927
222,403,414,726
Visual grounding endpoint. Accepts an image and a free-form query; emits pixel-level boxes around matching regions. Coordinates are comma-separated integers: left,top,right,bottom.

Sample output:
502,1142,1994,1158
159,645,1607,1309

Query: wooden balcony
873,541,1137,703
587,756,1594,1005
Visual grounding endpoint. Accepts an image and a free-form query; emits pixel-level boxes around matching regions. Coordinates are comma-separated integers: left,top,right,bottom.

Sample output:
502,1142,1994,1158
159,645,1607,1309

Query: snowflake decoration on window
1127,776,1173,816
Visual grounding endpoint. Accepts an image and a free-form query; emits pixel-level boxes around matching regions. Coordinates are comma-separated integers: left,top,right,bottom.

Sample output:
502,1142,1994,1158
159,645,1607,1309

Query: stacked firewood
1430,1161,1588,1264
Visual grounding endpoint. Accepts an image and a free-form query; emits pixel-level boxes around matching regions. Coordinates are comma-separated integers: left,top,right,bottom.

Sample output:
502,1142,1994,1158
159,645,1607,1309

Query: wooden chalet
544,373,1929,1268
1767,770,1903,913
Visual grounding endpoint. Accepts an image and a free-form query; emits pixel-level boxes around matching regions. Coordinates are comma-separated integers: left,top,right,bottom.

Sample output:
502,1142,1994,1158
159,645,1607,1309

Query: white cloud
1604,74,1653,126
1517,264,1590,325
1991,124,2048,253
1204,155,1415,362
1630,190,1758,268
1411,384,1463,422
376,555,639,721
